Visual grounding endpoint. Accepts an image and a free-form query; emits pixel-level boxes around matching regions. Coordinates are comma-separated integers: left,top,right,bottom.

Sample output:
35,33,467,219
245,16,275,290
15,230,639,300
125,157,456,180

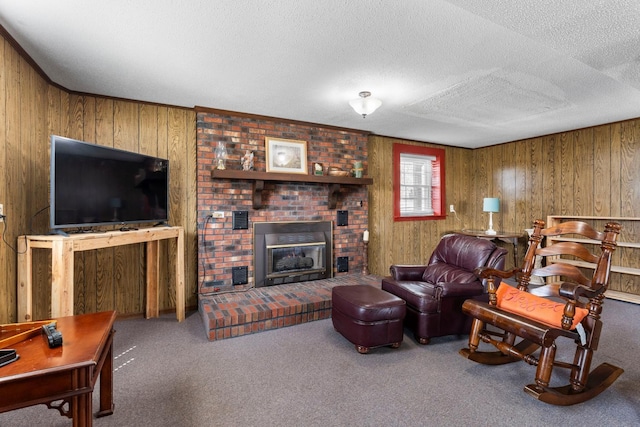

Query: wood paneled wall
0,37,48,323
368,120,640,298
368,136,475,272
0,36,198,323
3,31,639,323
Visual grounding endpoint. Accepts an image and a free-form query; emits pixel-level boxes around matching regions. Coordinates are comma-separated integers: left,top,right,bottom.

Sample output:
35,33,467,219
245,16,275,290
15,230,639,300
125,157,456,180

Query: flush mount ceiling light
349,91,382,118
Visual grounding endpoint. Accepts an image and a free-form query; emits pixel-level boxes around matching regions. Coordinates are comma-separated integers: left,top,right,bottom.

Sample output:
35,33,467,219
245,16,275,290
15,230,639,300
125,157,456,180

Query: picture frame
265,137,308,174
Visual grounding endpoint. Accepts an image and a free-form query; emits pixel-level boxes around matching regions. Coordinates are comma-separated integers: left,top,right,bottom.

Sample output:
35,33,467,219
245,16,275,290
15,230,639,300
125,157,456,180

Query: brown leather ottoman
332,285,406,354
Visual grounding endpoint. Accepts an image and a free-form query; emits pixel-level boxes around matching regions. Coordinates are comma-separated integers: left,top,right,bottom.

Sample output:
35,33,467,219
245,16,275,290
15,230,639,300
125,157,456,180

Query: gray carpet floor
1,298,639,426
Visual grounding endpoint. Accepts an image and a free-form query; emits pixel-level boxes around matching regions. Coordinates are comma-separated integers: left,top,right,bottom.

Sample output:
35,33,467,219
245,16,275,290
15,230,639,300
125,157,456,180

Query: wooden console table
0,311,116,426
455,229,523,268
17,226,185,322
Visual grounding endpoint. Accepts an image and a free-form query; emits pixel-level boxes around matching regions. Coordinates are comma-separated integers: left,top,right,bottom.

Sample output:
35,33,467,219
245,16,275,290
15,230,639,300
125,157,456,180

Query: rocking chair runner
459,219,623,405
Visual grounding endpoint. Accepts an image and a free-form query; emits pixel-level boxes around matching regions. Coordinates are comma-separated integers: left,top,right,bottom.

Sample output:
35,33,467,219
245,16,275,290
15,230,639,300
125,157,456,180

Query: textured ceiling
1,1,639,148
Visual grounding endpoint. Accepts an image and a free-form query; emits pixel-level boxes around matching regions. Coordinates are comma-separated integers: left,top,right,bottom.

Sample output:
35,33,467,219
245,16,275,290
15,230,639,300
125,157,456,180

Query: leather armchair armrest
389,264,427,281
437,281,485,297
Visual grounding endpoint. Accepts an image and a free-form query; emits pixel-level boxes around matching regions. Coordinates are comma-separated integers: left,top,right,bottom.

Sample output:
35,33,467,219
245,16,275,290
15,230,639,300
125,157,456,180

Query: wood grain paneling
114,100,142,315
368,136,472,274
0,36,197,322
368,122,640,298
500,141,517,232
2,32,639,323
593,126,611,216
0,40,9,321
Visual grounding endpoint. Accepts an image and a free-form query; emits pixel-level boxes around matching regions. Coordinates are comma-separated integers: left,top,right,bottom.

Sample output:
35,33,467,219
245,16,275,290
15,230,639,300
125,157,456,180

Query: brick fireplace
196,108,370,294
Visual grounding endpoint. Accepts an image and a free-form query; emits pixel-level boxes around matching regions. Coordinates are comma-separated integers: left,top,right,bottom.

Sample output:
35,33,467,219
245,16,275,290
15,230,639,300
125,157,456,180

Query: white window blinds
399,153,435,217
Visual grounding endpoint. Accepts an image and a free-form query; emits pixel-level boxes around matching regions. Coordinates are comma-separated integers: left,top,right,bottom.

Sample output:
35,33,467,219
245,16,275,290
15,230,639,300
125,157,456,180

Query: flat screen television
50,135,169,232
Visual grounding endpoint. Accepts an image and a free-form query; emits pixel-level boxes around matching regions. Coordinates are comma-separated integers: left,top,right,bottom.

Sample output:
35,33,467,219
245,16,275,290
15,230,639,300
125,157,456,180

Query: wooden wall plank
500,142,517,233
513,141,527,228
489,144,504,232
80,96,98,314
527,138,543,223
593,125,611,217
366,136,380,271
139,103,167,309
32,68,48,233
19,58,33,250
185,109,198,303
166,107,188,308
156,106,170,309
31,88,50,318
540,134,557,220
474,146,490,231
140,104,158,156
30,69,49,319
367,136,390,272
68,94,84,140
67,95,87,315
94,97,116,313
447,146,469,230
573,128,594,216
620,120,639,217
0,40,9,322
459,148,474,230
609,123,622,218
113,100,143,315
558,132,574,215
551,133,564,220
4,41,21,321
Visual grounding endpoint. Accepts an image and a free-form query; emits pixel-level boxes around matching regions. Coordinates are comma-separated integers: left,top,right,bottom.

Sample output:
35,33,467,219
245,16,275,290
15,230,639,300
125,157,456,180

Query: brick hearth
199,274,381,341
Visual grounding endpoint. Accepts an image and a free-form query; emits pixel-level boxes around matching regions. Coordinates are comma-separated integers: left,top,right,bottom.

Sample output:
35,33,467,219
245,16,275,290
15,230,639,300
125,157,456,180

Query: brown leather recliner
381,233,507,344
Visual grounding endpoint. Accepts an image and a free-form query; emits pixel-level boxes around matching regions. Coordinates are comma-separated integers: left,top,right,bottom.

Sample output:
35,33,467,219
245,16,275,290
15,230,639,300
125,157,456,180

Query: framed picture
265,137,308,174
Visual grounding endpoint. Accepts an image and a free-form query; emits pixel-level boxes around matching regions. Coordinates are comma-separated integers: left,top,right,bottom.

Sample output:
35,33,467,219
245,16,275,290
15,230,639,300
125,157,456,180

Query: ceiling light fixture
349,91,382,118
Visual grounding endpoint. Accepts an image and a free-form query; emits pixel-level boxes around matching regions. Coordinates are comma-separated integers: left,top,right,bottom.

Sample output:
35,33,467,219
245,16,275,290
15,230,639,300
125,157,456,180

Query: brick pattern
199,274,382,341
197,111,370,292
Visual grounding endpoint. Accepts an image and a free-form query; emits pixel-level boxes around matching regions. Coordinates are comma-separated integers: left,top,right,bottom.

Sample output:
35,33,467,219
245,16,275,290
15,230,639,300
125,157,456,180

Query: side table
455,230,522,268
0,311,116,426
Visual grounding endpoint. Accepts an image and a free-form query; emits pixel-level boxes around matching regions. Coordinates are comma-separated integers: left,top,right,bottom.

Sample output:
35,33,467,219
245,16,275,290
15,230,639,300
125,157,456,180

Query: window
393,143,445,221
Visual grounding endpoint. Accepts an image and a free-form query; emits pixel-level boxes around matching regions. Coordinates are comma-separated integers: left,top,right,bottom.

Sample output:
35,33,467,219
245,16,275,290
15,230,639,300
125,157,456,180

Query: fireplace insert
254,221,333,287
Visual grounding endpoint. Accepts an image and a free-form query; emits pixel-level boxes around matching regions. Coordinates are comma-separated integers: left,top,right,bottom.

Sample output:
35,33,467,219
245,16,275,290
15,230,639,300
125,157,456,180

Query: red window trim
393,143,446,221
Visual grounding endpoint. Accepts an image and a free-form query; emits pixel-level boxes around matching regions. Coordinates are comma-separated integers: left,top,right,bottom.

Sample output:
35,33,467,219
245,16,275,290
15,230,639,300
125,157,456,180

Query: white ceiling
1,1,640,148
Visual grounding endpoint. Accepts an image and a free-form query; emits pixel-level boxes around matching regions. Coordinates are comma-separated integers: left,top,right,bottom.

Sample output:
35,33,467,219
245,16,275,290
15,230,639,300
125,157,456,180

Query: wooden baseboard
606,290,640,305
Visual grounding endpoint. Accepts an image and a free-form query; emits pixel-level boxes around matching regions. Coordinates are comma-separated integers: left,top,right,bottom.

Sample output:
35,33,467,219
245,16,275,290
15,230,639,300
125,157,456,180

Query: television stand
17,226,185,322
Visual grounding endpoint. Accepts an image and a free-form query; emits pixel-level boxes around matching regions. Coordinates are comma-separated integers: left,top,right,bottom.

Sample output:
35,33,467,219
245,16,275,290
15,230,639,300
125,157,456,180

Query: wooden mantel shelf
211,169,373,209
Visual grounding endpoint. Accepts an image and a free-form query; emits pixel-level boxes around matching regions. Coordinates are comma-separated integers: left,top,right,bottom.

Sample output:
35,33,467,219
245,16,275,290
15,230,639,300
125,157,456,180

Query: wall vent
232,266,249,285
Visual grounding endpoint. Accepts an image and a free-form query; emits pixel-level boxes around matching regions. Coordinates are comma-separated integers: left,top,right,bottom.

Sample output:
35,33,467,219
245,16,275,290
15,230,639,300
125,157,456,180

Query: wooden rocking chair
459,219,623,405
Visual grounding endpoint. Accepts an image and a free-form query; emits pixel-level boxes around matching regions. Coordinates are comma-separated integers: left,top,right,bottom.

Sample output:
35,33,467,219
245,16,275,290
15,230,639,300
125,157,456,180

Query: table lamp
483,198,499,235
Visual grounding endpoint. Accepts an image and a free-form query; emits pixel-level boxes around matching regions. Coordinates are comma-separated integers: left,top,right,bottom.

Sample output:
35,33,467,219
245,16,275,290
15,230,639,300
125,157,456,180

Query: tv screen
50,135,169,231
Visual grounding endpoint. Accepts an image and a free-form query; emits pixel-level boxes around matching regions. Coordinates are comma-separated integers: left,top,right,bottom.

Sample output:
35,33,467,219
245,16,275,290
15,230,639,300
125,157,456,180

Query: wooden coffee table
0,311,116,426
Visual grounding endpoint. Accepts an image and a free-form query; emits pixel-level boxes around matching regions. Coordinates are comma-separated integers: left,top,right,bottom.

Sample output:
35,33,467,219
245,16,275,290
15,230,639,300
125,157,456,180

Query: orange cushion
495,283,588,329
